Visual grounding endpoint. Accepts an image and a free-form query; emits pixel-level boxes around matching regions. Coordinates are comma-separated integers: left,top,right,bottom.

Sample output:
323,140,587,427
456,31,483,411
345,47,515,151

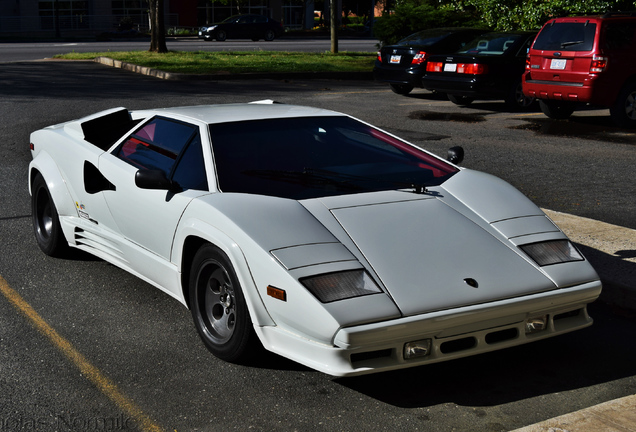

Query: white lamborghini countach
29,101,601,376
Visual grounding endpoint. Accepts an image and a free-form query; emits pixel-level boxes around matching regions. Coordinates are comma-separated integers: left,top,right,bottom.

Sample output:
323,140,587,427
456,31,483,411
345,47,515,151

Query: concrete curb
511,394,636,432
93,56,374,81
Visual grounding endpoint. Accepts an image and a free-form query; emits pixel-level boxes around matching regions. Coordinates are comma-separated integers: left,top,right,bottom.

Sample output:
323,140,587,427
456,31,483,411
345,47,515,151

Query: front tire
31,173,67,257
610,82,636,128
539,100,575,119
505,81,535,111
189,244,254,362
216,30,227,42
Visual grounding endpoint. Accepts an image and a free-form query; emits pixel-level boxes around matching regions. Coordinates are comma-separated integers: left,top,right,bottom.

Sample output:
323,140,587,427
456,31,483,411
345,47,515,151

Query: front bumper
256,280,601,376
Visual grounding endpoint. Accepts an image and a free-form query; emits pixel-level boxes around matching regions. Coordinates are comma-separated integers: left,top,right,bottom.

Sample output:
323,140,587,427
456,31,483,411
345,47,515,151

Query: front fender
29,151,76,218
173,216,275,328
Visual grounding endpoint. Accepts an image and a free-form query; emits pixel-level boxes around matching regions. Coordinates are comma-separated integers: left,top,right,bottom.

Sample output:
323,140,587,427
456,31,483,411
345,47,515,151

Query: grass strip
55,50,376,74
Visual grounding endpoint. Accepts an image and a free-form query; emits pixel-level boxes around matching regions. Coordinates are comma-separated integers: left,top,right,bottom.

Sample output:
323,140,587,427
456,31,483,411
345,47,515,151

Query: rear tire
448,94,474,106
610,82,636,128
31,173,68,257
539,100,574,119
389,84,413,95
264,30,276,41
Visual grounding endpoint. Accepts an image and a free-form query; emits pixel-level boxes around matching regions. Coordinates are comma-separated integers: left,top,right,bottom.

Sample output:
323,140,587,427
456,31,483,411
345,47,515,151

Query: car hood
326,195,554,316
203,169,594,317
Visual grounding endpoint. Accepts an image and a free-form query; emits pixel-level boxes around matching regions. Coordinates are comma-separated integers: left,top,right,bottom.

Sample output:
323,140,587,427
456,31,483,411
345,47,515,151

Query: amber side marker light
267,285,286,301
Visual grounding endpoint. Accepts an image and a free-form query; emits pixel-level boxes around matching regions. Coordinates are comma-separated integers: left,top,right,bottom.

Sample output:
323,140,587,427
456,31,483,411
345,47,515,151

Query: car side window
172,134,209,191
604,22,636,51
115,117,208,191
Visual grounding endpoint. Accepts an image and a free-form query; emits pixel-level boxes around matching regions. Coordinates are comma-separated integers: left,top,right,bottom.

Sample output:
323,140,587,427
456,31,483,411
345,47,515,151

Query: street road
1,60,635,431
0,37,378,62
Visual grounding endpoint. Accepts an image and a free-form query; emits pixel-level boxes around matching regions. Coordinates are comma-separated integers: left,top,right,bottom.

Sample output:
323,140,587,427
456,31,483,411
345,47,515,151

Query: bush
374,4,482,46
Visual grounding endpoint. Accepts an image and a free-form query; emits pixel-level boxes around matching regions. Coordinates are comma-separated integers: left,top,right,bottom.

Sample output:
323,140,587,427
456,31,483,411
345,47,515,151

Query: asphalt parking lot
1,59,635,431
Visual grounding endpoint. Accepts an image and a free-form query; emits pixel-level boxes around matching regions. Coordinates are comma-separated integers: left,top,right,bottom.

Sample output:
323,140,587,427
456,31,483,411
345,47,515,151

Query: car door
97,116,210,262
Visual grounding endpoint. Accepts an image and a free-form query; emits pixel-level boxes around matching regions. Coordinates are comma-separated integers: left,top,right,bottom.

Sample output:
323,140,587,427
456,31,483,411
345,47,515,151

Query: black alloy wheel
189,244,255,362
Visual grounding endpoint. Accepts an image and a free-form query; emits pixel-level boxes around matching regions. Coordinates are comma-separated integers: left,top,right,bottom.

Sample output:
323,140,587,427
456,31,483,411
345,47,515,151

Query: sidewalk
512,210,636,432
544,209,636,311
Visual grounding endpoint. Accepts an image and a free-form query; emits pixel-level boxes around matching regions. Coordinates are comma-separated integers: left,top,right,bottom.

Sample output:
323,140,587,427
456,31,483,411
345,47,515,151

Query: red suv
523,13,636,127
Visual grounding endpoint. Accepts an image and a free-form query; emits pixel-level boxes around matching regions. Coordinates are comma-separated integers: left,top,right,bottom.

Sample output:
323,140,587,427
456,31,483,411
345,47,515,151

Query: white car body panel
28,102,602,376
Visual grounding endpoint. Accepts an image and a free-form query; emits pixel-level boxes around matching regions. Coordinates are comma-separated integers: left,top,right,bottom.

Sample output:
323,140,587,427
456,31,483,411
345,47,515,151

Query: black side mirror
447,146,464,165
135,169,179,192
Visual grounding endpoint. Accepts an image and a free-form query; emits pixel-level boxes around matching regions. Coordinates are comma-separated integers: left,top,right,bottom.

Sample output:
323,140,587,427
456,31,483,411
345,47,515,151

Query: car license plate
444,63,457,72
390,55,401,64
550,58,567,70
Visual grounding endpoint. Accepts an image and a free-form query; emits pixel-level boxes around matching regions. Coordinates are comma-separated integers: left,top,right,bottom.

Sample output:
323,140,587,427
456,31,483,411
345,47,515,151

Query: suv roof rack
601,11,636,18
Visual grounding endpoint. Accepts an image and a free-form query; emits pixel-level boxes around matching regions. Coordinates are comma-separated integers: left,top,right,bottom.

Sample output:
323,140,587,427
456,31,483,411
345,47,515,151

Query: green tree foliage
375,0,636,46
374,1,483,45
445,0,636,31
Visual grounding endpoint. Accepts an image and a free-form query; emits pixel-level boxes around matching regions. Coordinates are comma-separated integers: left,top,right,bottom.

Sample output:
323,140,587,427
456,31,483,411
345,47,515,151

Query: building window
38,1,89,30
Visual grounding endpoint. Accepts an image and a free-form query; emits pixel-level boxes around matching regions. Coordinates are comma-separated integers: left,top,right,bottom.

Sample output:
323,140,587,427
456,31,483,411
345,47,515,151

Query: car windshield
532,22,597,51
209,116,458,200
221,15,242,24
457,33,522,55
396,29,455,47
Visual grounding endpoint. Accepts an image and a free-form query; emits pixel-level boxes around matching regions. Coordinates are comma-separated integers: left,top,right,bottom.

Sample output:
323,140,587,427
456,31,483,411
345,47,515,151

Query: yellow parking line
0,275,164,432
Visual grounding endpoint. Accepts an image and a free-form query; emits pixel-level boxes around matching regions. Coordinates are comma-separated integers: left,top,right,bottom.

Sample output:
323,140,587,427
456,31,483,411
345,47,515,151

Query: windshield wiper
243,168,432,195
304,168,431,195
242,169,364,192
560,40,584,48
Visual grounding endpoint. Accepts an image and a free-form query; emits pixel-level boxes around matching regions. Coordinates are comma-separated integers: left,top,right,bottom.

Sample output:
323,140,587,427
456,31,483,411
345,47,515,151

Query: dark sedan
200,14,284,41
421,31,537,110
374,28,488,95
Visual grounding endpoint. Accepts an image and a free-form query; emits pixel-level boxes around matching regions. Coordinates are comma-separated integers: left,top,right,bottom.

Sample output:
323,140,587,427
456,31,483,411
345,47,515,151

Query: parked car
29,101,601,377
421,31,537,110
374,27,488,95
523,12,636,127
200,14,283,41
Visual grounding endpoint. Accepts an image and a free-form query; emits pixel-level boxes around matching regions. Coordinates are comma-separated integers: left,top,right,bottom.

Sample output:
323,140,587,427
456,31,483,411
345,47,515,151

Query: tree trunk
149,0,168,53
330,0,338,53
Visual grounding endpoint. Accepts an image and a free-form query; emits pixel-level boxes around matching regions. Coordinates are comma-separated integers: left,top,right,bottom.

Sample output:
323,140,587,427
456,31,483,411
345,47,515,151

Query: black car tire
189,244,255,362
216,30,227,41
31,173,68,257
389,84,414,95
448,94,475,106
505,81,535,111
539,100,575,120
264,29,276,41
610,82,636,128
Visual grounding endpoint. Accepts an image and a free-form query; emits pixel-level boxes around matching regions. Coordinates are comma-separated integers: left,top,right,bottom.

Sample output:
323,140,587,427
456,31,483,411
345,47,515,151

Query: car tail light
377,51,382,62
457,63,488,74
426,62,488,74
426,61,443,72
590,55,608,73
525,55,531,70
411,51,427,65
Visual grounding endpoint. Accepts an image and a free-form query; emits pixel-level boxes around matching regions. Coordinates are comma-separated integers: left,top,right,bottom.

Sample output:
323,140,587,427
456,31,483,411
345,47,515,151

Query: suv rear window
532,22,597,51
